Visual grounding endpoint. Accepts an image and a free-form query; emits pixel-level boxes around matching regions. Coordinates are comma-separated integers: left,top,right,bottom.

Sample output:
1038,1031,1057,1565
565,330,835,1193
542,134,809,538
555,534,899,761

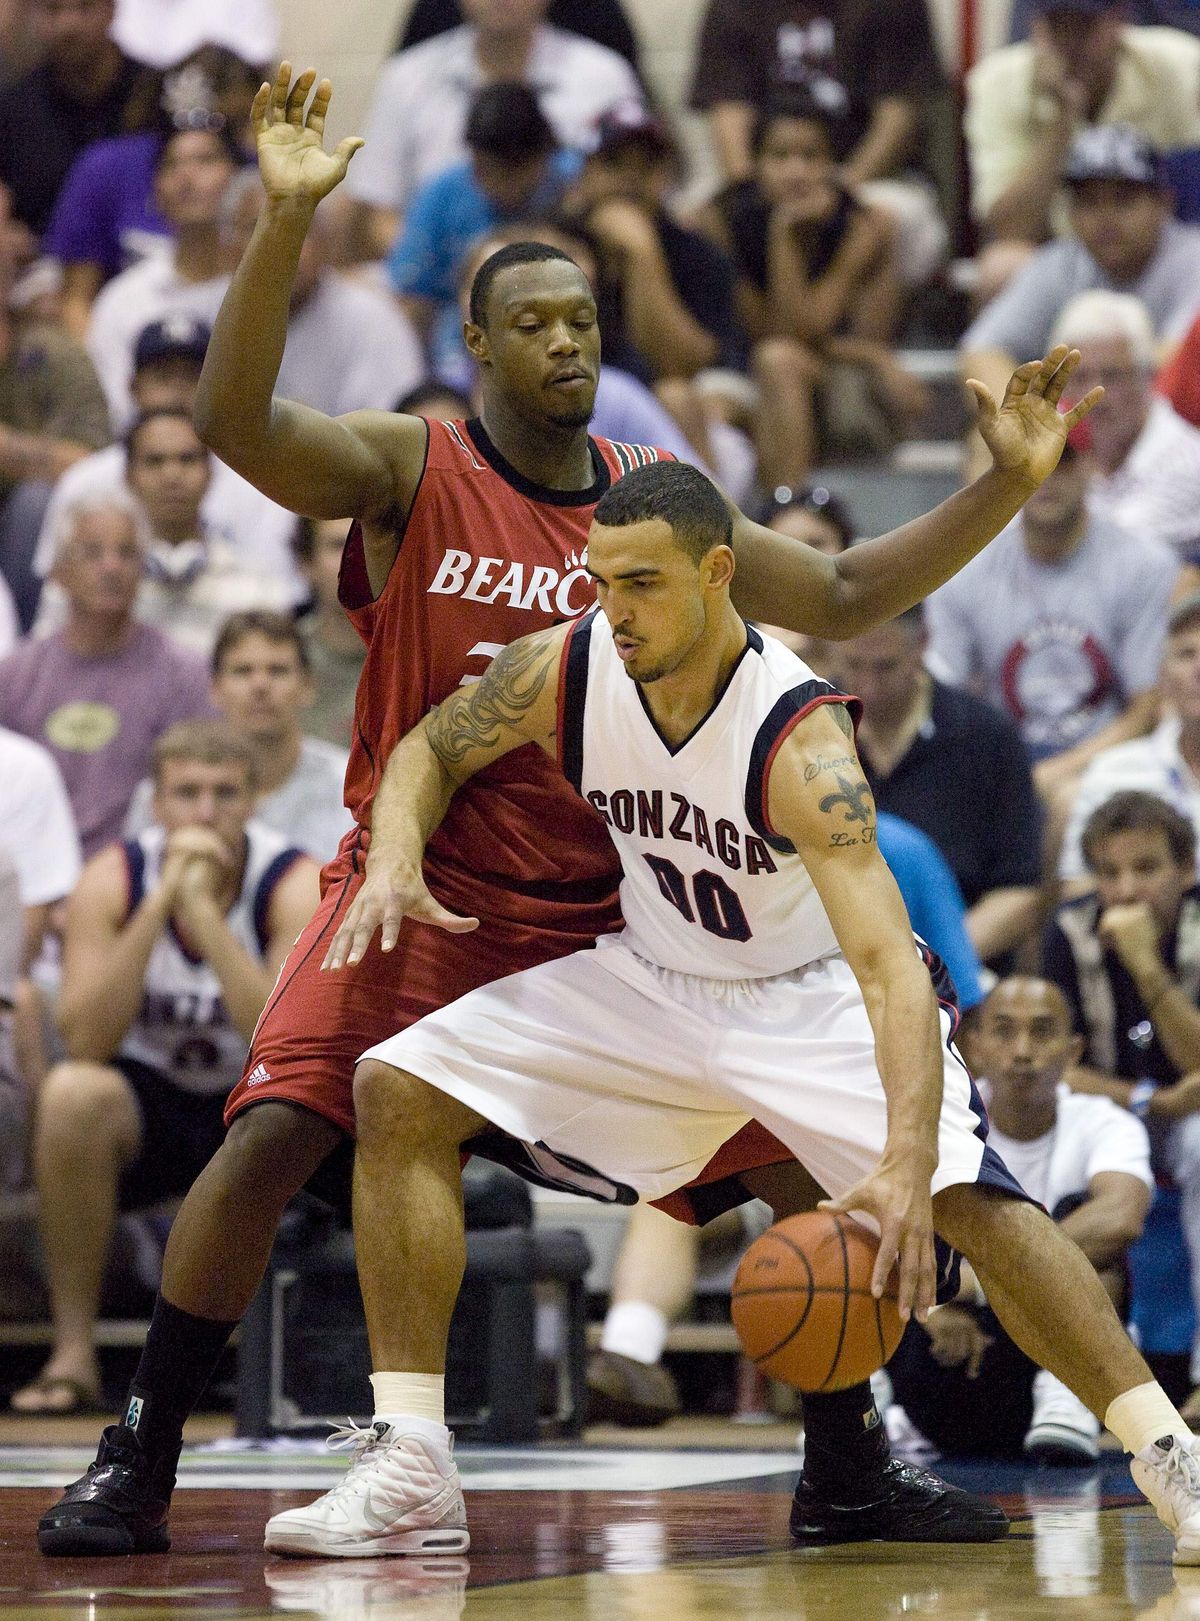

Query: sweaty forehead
491,260,593,317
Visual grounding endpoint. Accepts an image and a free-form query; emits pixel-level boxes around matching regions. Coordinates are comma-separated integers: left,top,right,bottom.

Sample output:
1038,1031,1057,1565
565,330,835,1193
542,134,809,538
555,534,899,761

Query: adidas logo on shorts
245,1063,272,1087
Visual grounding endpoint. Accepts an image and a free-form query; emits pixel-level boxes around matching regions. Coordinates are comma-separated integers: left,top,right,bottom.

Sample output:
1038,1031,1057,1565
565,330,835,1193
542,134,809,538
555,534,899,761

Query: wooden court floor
0,1444,1194,1619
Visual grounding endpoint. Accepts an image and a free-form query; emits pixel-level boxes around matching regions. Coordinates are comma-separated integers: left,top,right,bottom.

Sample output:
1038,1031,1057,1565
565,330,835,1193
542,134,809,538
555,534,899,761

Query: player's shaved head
468,241,580,328
982,976,1072,1034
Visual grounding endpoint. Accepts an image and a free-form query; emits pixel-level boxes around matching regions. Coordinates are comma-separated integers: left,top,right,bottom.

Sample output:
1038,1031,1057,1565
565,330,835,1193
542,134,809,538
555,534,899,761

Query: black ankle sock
120,1296,238,1459
802,1382,888,1485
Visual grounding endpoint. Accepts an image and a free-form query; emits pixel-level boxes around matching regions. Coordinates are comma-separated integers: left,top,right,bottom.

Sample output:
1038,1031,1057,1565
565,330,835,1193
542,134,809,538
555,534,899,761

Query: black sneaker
791,1457,1010,1546
38,1425,180,1556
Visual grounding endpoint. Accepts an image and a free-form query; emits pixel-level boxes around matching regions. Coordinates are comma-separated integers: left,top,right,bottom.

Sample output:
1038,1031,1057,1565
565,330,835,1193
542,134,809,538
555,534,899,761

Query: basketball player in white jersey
269,461,1200,1564
15,722,317,1424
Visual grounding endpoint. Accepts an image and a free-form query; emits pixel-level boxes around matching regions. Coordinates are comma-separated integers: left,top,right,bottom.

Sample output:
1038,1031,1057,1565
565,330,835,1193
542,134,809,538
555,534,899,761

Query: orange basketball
731,1211,903,1392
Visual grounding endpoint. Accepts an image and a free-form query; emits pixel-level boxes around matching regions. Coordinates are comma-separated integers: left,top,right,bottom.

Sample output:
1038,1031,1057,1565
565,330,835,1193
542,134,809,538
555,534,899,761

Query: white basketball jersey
118,820,304,1095
559,609,861,979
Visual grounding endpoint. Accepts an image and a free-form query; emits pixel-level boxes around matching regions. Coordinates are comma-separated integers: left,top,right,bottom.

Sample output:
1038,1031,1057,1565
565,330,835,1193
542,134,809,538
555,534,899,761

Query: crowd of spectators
2,0,1200,1456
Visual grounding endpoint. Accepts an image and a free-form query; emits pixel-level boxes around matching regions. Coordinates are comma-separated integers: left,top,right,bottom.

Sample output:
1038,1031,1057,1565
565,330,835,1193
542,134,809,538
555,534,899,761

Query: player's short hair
151,720,258,789
1080,789,1196,871
211,609,310,678
468,241,581,328
593,460,733,565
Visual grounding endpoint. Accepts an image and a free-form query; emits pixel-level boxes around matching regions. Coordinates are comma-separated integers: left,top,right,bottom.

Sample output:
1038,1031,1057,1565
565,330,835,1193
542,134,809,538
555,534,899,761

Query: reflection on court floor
0,1445,1194,1619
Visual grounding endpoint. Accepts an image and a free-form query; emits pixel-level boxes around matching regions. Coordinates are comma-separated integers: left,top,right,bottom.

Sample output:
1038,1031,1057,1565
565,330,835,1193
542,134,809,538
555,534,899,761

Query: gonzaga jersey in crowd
558,609,861,978
117,821,306,1094
338,418,668,941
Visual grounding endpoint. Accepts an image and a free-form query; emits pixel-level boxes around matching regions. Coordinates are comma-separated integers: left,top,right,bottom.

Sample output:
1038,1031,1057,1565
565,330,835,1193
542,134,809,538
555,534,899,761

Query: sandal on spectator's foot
11,1374,104,1416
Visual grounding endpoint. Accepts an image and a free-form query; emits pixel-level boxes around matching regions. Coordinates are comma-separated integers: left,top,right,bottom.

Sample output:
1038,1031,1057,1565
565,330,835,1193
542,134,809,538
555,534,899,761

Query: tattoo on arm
831,702,854,740
427,633,554,770
818,771,876,848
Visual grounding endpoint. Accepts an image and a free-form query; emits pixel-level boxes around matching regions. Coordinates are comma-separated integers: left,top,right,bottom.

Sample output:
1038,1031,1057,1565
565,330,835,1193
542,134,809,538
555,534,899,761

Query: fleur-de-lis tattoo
819,773,873,827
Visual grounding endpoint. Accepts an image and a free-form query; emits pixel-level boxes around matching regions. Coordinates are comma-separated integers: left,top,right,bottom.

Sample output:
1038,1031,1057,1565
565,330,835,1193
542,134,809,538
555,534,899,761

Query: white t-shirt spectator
1089,396,1200,561
925,513,1179,758
33,444,304,601
113,0,279,68
978,1081,1153,1209
346,23,642,217
0,725,82,907
87,257,230,427
125,734,352,862
279,273,425,418
1059,719,1200,880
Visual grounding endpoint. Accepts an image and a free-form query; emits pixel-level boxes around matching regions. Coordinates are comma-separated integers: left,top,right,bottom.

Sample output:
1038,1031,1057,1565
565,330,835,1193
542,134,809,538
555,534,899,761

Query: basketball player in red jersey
38,65,1099,1559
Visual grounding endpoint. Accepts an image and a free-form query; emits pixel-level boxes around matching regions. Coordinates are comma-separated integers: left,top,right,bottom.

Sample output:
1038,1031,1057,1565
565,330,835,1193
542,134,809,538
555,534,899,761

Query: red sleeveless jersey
338,417,671,942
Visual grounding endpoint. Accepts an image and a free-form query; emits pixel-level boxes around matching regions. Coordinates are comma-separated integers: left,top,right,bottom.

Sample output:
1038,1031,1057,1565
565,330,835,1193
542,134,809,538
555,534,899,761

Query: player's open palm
322,861,478,972
968,343,1104,487
252,63,363,207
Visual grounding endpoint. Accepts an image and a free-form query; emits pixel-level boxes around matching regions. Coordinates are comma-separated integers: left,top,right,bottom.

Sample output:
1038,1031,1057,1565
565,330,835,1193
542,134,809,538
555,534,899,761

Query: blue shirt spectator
876,812,986,1010
389,150,583,312
388,83,584,371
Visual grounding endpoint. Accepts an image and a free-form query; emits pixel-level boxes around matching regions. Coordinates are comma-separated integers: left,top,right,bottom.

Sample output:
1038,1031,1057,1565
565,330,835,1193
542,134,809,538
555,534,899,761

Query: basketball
731,1211,903,1392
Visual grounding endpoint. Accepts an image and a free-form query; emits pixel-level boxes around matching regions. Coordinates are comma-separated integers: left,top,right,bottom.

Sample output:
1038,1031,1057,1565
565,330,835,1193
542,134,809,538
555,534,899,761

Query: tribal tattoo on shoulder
428,632,556,769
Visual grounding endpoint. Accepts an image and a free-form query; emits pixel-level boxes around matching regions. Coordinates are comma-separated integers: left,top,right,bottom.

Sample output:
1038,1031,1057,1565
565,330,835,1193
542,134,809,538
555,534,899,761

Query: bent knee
353,1058,481,1144
37,1061,135,1137
222,1099,344,1192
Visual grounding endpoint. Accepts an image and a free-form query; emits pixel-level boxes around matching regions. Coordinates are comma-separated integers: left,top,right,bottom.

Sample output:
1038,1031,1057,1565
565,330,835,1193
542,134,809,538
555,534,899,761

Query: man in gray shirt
961,126,1200,434
926,439,1179,807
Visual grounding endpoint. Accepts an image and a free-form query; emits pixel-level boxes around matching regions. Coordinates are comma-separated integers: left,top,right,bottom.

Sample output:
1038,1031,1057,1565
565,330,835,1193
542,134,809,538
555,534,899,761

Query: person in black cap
31,315,301,602
130,316,212,412
966,0,1200,293
961,123,1200,464
385,82,582,358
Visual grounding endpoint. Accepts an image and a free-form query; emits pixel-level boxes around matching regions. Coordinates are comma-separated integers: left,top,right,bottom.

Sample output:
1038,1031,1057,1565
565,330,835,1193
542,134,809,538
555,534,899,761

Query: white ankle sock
370,1372,446,1436
600,1302,669,1365
1105,1381,1191,1454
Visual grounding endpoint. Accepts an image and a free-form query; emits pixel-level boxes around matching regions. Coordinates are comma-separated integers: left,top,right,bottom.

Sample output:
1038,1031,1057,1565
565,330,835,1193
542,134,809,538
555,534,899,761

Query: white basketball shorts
360,935,1023,1218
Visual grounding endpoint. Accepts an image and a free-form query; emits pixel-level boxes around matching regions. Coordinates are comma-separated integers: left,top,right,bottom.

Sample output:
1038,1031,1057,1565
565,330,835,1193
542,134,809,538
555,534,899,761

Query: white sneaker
1023,1370,1100,1467
263,1421,470,1559
1131,1432,1200,1565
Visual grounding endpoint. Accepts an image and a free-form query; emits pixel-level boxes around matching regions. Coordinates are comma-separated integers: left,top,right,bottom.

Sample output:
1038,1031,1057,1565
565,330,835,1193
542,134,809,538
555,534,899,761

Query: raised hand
322,861,478,972
967,344,1104,488
252,62,364,208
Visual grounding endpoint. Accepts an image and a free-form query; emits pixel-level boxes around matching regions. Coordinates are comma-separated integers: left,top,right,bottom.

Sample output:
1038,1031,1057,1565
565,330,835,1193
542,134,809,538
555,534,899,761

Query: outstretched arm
766,703,944,1322
323,625,569,969
730,346,1103,638
193,65,427,537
